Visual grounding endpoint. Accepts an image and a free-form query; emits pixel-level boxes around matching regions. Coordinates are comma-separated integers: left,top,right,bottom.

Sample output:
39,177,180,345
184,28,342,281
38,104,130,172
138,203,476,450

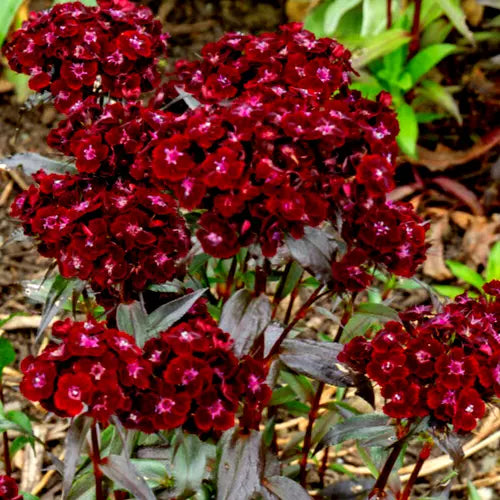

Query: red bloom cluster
20,314,271,434
2,0,167,108
11,170,190,304
167,23,353,104
0,476,21,500
119,312,271,434
338,282,500,432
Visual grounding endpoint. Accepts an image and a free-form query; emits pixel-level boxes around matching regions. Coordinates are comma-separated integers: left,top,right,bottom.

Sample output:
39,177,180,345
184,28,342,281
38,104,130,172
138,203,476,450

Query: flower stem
299,381,325,487
410,0,422,55
223,256,238,302
266,286,326,359
400,443,432,500
0,379,12,477
91,422,104,500
318,445,330,488
386,0,392,29
272,261,293,318
369,439,404,499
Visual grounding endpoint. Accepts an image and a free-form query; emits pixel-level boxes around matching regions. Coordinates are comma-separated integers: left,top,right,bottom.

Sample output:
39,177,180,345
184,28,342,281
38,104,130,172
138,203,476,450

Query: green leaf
436,0,474,43
5,410,32,435
0,0,24,47
10,435,32,459
361,0,387,37
467,480,481,500
421,18,454,47
269,386,297,406
280,261,303,299
486,241,500,282
417,80,462,124
130,459,169,488
20,494,40,500
323,0,362,35
280,372,314,403
53,0,97,5
396,102,418,157
303,1,330,37
433,285,467,299
406,44,456,84
352,29,412,68
341,303,400,342
116,301,148,347
0,338,15,374
446,260,485,291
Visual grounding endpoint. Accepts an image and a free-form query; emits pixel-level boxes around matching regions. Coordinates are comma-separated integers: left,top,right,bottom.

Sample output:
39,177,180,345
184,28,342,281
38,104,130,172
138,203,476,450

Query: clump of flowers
119,307,271,434
0,475,22,500
338,281,500,432
20,312,271,435
11,170,190,304
2,0,167,109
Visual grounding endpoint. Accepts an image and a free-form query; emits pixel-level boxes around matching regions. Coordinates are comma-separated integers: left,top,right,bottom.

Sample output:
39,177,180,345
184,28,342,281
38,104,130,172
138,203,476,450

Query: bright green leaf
418,80,462,124
323,0,362,35
436,0,474,44
53,0,97,5
0,0,24,47
5,410,32,435
406,43,456,84
433,285,467,299
352,29,412,68
446,260,485,291
486,241,500,282
467,480,481,500
0,338,15,374
396,102,418,157
361,0,387,37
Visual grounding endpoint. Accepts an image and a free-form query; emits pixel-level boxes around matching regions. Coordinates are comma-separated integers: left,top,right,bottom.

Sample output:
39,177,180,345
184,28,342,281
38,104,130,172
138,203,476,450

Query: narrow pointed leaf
116,301,149,347
100,454,155,500
148,288,207,335
0,152,71,175
436,0,474,43
219,290,271,357
486,241,500,282
264,476,312,500
445,260,485,291
323,0,361,35
0,338,16,373
406,44,456,84
279,339,354,386
62,416,90,500
217,429,263,500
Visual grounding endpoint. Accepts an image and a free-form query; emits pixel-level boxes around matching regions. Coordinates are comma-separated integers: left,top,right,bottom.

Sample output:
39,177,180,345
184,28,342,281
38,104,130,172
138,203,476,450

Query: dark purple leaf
100,454,155,500
116,300,148,347
317,414,395,451
264,476,312,500
263,322,284,358
62,416,90,500
431,427,465,467
219,290,271,357
279,339,354,386
286,227,339,283
1,152,72,175
320,478,375,499
217,429,264,500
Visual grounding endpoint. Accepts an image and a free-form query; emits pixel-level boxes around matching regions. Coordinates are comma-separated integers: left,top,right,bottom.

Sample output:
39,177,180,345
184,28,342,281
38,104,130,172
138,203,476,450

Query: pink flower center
448,360,465,375
90,363,105,380
33,374,46,388
68,386,81,400
156,397,174,414
247,374,261,393
126,223,141,236
181,368,199,385
206,232,223,245
79,334,99,349
83,145,97,161
208,399,224,418
163,146,183,164
415,350,431,363
71,63,87,78
128,362,143,378
316,67,331,82
129,35,144,50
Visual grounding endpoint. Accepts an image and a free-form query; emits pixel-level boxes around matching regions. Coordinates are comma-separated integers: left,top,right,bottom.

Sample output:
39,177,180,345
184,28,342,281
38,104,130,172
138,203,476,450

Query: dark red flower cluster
0,475,21,500
338,282,500,432
20,314,271,434
11,170,190,304
119,312,271,434
166,23,353,104
2,0,167,108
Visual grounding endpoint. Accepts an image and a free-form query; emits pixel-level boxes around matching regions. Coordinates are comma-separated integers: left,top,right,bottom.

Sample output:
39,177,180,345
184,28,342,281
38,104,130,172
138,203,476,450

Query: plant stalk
387,0,392,29
369,439,405,498
91,422,105,500
299,381,325,487
266,286,326,359
318,446,330,488
409,0,422,55
272,261,293,318
400,443,432,500
223,256,238,302
0,379,12,477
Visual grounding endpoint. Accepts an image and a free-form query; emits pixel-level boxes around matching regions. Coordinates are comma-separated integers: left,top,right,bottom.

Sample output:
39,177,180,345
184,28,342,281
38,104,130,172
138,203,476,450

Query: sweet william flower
0,475,22,500
435,347,479,389
54,373,94,417
453,388,486,432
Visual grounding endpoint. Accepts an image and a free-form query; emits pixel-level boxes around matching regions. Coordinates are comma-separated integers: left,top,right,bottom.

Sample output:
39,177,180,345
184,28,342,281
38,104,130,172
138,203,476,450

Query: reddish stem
400,443,432,500
272,261,293,318
369,440,405,499
409,0,422,56
299,381,325,487
318,445,330,488
91,422,105,500
0,380,11,477
387,0,392,29
223,256,238,302
266,286,325,360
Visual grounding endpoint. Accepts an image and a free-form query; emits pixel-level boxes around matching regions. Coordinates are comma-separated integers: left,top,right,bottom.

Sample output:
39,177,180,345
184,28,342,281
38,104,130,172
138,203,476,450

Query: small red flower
435,348,478,389
196,214,240,259
453,388,485,432
382,379,425,419
20,361,56,401
54,373,94,416
0,475,22,500
194,390,236,432
72,136,109,173
163,356,213,397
